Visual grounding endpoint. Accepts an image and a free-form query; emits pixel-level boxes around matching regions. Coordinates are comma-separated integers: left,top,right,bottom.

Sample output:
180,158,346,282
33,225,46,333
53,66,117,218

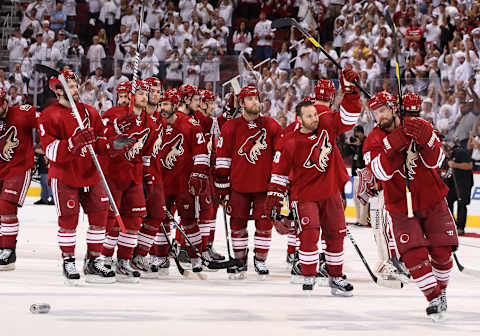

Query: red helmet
116,81,132,94
0,88,6,103
48,70,79,92
144,77,164,91
368,91,396,110
224,92,235,114
199,89,215,102
134,79,149,92
177,84,197,100
160,88,179,105
403,92,422,114
238,85,260,101
303,96,316,103
314,80,336,101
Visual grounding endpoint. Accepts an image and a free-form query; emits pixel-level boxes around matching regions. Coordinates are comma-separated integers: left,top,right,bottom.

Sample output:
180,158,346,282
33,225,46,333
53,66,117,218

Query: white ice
2,197,480,336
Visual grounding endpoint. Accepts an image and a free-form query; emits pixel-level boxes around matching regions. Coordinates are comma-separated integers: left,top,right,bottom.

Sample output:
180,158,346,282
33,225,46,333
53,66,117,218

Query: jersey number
196,133,205,144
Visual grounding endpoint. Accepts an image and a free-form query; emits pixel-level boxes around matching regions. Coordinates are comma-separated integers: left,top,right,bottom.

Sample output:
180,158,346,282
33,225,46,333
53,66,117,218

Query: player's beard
134,98,147,110
161,106,173,119
244,105,261,116
0,103,7,119
302,119,318,132
378,116,394,130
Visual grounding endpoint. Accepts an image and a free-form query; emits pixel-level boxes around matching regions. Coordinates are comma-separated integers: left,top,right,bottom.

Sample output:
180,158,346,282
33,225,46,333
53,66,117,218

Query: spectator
94,90,113,115
113,24,131,60
455,98,477,146
88,0,103,22
97,28,109,51
25,0,48,23
90,67,107,92
53,30,70,58
40,20,55,41
165,49,183,87
468,122,480,171
7,86,23,106
454,50,473,85
79,78,99,106
201,49,220,86
146,1,164,31
290,67,310,98
122,45,137,79
33,37,62,69
276,41,292,73
66,35,84,72
33,146,53,205
121,6,137,33
20,8,42,38
50,1,67,31
63,0,77,33
147,28,172,80
140,46,159,79
86,35,106,74
8,63,28,95
106,67,128,94
200,28,223,55
184,58,201,87
0,70,10,93
232,21,252,55
253,11,275,62
195,0,215,24
218,0,234,32
179,0,196,23
99,0,118,40
7,30,28,72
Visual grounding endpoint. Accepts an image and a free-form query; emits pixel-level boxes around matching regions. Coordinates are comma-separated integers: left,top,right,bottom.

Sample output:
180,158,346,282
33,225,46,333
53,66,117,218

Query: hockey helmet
134,79,149,92
0,88,6,103
314,79,336,101
145,77,164,91
368,91,396,110
199,89,215,102
116,81,132,94
177,84,197,100
303,96,316,103
48,70,79,92
402,92,422,116
160,88,180,105
238,85,260,102
224,92,235,114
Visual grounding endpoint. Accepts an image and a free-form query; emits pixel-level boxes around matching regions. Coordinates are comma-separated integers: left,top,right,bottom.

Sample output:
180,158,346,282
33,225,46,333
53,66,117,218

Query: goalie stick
272,17,371,99
165,211,243,270
35,63,126,232
453,252,480,278
384,11,414,218
346,227,404,289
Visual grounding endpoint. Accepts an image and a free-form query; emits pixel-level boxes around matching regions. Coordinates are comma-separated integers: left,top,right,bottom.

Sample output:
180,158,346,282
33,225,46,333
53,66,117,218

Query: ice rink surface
2,197,480,336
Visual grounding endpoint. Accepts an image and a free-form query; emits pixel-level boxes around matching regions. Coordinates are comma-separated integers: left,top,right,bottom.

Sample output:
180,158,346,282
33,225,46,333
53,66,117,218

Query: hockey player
38,70,124,284
100,80,158,282
265,69,361,295
362,91,458,321
215,85,282,279
150,88,209,275
131,76,169,277
217,92,239,131
0,88,37,271
116,81,132,107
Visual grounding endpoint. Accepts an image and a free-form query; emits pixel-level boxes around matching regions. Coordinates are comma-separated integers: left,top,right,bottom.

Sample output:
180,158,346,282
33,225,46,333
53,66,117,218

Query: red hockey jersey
363,125,448,214
102,106,158,186
38,102,110,187
148,111,167,183
159,112,209,195
270,97,362,201
0,104,37,178
216,115,282,193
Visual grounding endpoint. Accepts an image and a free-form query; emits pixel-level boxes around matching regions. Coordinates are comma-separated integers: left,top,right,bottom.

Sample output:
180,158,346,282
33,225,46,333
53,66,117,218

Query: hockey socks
403,247,441,302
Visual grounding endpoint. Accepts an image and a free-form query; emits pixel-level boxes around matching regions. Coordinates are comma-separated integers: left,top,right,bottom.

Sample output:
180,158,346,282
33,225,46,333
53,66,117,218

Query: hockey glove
273,217,293,236
114,113,136,134
214,176,230,202
355,168,378,206
404,117,435,147
68,127,95,155
340,69,360,94
108,134,133,157
383,127,410,159
265,184,286,220
188,172,208,196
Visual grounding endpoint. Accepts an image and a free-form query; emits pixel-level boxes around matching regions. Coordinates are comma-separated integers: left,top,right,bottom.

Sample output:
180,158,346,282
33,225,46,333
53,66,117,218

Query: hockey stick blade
453,252,480,278
376,277,404,289
205,258,243,270
271,18,295,29
35,63,60,78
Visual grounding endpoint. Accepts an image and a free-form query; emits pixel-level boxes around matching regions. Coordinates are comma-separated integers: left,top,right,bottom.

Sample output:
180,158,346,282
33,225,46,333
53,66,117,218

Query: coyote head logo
303,130,332,172
124,128,150,161
0,126,19,161
237,128,268,164
160,133,184,169
152,125,164,158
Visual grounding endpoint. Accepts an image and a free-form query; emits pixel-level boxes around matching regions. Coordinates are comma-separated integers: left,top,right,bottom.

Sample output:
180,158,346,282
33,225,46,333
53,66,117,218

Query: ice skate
201,251,218,272
440,289,447,312
290,252,303,284
103,256,114,269
63,257,81,286
376,259,409,285
116,258,140,283
227,258,247,280
131,254,157,279
316,260,330,287
178,247,191,269
153,256,170,276
83,256,116,284
286,252,295,270
207,244,225,261
303,276,316,294
329,276,354,297
253,256,269,281
426,296,447,322
191,258,207,280
0,248,16,271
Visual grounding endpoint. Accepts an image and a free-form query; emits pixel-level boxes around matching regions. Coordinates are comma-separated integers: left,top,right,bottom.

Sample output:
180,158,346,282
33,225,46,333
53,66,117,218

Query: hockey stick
272,17,371,99
128,0,146,113
384,11,414,218
221,202,234,261
166,211,243,270
160,222,192,278
35,63,126,232
346,227,404,289
453,252,480,278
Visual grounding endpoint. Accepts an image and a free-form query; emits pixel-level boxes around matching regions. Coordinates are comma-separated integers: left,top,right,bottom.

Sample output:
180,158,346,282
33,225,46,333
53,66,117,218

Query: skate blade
64,278,81,286
212,256,226,261
203,266,219,272
228,272,247,280
116,274,140,283
181,270,197,279
157,269,169,276
330,288,353,297
0,264,15,271
290,275,303,284
140,272,159,279
428,312,446,322
256,274,268,281
179,262,192,270
302,288,314,296
193,272,208,280
85,275,116,284
315,278,329,287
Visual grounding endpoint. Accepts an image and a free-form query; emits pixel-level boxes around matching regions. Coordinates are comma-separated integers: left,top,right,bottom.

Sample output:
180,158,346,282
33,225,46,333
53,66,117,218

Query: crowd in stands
2,0,480,143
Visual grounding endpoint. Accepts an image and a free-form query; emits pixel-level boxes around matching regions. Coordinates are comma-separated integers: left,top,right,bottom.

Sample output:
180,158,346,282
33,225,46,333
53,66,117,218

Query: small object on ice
30,303,50,314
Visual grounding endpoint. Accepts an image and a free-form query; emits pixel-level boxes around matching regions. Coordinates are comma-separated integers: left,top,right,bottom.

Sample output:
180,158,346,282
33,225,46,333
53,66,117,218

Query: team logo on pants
237,128,268,164
303,130,332,172
160,133,184,169
0,126,20,162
